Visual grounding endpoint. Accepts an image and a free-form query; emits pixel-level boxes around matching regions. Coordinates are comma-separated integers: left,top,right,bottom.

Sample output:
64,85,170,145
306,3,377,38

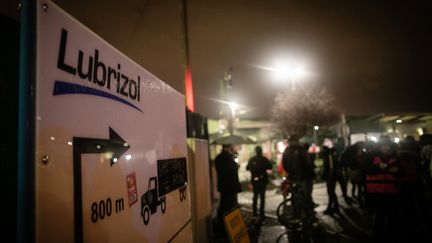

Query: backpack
283,146,312,181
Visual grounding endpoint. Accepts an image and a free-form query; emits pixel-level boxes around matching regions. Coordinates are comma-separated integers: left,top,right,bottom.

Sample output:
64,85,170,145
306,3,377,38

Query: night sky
2,0,431,119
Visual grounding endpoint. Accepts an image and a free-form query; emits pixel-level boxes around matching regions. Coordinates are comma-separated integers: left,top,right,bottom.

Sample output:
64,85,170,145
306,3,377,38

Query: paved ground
237,181,374,243
213,179,431,242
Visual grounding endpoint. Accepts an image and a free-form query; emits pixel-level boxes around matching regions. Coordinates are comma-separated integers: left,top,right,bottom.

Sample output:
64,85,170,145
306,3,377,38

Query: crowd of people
213,133,432,242
289,133,432,242
328,134,432,242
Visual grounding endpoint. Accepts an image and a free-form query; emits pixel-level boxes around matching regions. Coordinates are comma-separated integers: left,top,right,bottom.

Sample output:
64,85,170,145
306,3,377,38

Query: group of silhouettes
321,134,432,242
214,134,432,242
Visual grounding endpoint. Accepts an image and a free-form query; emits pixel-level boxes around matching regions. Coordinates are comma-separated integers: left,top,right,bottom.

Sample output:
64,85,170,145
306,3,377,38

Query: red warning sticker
126,172,138,207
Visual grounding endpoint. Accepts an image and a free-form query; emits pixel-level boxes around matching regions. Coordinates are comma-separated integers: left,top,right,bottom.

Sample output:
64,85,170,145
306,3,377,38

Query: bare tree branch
271,87,341,137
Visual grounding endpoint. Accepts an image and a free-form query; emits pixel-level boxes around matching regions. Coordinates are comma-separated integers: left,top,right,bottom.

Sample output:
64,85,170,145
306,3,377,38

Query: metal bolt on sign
41,155,49,165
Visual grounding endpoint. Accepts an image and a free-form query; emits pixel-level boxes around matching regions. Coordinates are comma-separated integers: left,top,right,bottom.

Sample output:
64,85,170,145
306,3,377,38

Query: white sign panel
35,1,191,242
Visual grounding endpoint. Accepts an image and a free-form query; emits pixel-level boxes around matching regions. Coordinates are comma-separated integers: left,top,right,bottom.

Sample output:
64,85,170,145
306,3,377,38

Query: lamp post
219,67,233,116
394,119,402,143
219,67,233,134
313,125,319,146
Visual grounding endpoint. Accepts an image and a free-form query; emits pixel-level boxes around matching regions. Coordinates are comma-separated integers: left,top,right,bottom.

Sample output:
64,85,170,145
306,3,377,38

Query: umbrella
212,134,256,145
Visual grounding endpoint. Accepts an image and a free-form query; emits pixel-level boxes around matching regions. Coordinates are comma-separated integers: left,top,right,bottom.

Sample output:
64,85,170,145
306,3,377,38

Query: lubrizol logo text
53,28,142,112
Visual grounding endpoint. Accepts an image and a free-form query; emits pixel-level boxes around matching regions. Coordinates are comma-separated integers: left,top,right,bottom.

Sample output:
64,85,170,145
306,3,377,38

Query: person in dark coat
215,144,242,226
398,136,429,242
247,146,273,220
338,146,355,206
342,142,367,207
282,135,316,219
419,134,432,240
321,146,342,214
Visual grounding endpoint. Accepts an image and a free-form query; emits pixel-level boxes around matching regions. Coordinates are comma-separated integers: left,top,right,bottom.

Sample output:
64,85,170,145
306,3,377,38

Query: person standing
343,142,367,207
247,146,273,221
365,136,403,243
215,144,242,227
353,142,367,208
420,134,432,201
338,146,354,206
321,146,341,214
304,143,319,208
282,135,316,219
419,134,432,240
398,136,428,242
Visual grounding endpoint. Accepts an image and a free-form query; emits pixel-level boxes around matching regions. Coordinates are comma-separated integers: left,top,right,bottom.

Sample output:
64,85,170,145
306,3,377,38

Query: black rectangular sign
157,158,188,196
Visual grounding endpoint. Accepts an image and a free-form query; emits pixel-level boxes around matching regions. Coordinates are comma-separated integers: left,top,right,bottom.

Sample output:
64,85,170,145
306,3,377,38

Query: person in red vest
365,135,403,243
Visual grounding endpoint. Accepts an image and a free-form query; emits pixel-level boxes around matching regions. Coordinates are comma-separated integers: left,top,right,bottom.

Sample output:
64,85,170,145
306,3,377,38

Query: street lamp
253,58,310,90
275,65,305,90
267,60,307,90
219,67,233,117
313,125,319,146
393,119,402,141
228,102,237,116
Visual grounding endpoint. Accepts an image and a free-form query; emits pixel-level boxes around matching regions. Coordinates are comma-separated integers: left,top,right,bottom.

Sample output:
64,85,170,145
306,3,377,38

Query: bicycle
279,176,291,200
276,179,318,243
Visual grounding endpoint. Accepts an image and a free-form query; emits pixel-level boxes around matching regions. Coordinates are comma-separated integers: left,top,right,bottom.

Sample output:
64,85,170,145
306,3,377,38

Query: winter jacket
215,150,242,193
247,155,272,184
282,144,315,182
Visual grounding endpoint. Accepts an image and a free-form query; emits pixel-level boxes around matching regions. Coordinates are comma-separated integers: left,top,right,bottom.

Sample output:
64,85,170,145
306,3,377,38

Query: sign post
17,0,36,242
34,1,191,242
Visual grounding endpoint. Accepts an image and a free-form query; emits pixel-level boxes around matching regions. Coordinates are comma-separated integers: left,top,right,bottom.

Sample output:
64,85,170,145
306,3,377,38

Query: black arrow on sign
73,127,130,243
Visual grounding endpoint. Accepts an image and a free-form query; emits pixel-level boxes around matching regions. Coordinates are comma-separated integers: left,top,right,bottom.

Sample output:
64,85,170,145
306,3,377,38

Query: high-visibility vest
366,156,400,194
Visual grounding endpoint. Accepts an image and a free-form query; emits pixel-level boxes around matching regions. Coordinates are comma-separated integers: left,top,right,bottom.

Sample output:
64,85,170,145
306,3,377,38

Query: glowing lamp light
275,62,306,91
274,64,290,80
277,141,287,154
228,101,238,110
272,60,307,81
314,125,319,131
417,128,424,136
125,154,132,160
396,119,402,124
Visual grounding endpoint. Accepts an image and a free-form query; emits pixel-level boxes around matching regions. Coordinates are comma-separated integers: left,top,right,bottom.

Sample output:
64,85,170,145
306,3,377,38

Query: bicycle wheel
276,232,289,243
276,198,301,230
